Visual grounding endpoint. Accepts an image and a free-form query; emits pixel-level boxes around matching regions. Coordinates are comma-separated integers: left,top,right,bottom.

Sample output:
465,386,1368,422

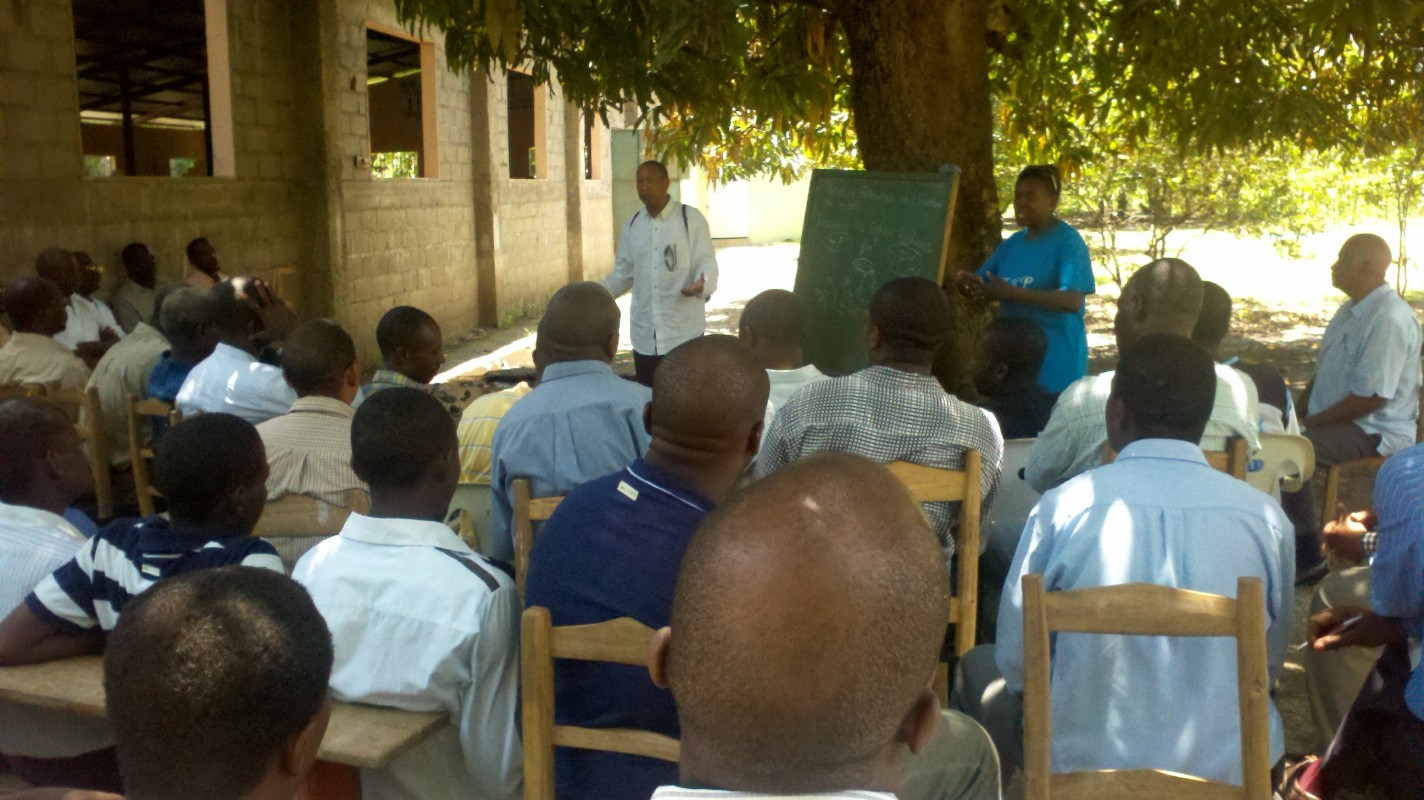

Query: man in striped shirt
0,413,282,667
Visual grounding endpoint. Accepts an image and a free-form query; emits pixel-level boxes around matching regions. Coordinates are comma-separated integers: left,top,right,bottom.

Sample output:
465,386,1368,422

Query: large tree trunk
839,0,999,397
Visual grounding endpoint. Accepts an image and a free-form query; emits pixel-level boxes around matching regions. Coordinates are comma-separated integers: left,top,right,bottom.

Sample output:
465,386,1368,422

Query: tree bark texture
839,0,999,397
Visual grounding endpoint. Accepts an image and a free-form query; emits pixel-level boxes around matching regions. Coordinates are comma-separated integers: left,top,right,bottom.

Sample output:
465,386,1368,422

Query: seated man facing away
360,305,467,419
1283,443,1424,800
0,399,114,793
85,285,182,471
757,276,1003,562
0,276,91,391
176,277,298,423
648,453,1000,800
455,376,533,553
1025,258,1260,494
110,242,158,335
8,568,333,800
737,288,827,426
973,316,1055,439
489,282,651,563
294,388,521,800
145,287,216,406
524,335,768,800
0,413,283,667
957,334,1292,785
1192,281,1297,433
256,319,367,568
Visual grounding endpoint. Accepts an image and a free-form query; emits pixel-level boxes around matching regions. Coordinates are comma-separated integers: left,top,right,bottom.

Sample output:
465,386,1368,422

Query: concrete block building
0,0,615,363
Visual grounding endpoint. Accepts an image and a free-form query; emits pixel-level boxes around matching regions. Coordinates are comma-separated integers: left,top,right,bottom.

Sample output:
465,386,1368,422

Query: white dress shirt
53,295,124,350
602,199,719,355
0,332,91,391
1024,363,1261,493
1309,283,1423,456
0,501,114,758
997,439,1293,785
85,322,169,465
293,513,523,800
176,343,297,424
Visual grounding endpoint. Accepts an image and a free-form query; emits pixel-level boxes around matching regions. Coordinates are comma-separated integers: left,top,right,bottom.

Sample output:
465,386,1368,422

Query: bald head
648,335,769,455
664,453,949,792
1332,233,1393,300
535,282,621,366
281,319,357,398
2,276,69,336
1114,258,1203,349
35,247,79,296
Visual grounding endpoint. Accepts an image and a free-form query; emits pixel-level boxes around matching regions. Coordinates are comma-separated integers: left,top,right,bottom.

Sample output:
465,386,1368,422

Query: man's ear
865,322,883,354
647,626,672,689
746,420,764,457
642,402,654,437
896,688,942,756
603,332,619,362
345,358,361,390
1105,392,1129,451
280,697,333,780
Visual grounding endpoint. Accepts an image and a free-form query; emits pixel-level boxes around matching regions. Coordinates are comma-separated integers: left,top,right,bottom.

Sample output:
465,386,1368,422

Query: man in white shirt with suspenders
602,160,719,386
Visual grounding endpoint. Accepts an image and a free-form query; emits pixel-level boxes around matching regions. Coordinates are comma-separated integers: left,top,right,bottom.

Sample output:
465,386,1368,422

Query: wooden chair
1103,436,1248,479
127,395,180,517
521,607,679,800
885,451,982,705
1021,575,1272,800
253,491,369,539
512,478,564,594
1318,384,1424,517
44,385,113,520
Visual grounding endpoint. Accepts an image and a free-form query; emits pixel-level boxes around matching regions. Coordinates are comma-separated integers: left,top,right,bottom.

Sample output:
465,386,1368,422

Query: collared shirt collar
1347,283,1394,317
369,368,425,389
860,364,941,387
0,501,84,540
1113,438,1211,466
540,360,617,383
212,342,257,364
339,511,474,554
7,332,70,352
625,458,715,515
133,516,250,554
646,197,683,221
287,395,356,418
128,322,168,346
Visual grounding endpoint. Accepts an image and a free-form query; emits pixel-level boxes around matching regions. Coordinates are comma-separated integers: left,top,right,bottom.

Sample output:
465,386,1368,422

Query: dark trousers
1310,640,1424,800
633,352,663,388
1281,422,1381,569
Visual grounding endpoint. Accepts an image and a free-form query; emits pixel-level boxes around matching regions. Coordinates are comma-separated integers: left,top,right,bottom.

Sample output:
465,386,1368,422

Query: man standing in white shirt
176,277,298,423
294,388,521,800
602,160,718,386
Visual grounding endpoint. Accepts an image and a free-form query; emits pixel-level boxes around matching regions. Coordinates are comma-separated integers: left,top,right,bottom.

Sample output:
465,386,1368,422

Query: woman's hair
1016,164,1062,198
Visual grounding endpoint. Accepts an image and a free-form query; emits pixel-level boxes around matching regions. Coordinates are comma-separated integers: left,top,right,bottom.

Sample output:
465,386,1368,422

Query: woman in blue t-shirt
956,164,1096,394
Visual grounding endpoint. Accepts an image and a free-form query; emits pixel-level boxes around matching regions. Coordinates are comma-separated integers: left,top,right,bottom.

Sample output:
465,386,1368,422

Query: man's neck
0,489,68,518
219,336,258,357
369,492,446,523
643,445,739,505
758,347,804,372
870,359,932,376
645,196,672,218
1348,280,1386,303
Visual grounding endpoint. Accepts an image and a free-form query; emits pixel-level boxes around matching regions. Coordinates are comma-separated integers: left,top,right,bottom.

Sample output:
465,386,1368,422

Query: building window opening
367,28,427,179
74,0,213,177
507,71,538,179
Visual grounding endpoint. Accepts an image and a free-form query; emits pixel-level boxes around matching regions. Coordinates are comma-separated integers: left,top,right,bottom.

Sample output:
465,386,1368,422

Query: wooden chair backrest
1021,575,1272,800
1103,436,1247,480
44,384,113,520
0,383,43,401
512,478,564,594
253,491,370,539
521,607,679,800
127,396,180,518
885,451,982,705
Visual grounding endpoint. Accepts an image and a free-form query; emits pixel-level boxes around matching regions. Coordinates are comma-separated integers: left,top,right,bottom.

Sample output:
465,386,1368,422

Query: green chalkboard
794,168,960,375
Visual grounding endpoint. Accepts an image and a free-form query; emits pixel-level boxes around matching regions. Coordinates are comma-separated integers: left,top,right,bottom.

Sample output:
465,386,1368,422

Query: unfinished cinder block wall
0,0,615,368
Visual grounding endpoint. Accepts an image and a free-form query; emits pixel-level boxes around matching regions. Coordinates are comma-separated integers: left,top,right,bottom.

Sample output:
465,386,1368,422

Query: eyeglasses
663,244,677,272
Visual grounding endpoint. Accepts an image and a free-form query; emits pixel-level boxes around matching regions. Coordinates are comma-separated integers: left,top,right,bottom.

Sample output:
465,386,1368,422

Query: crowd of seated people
1,231,1421,800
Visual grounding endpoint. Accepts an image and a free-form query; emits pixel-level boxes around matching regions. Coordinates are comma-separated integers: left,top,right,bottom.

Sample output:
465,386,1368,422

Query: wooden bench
0,657,445,798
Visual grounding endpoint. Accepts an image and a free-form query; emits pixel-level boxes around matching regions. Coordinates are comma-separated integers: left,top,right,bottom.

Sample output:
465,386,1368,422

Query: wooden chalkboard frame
794,168,960,376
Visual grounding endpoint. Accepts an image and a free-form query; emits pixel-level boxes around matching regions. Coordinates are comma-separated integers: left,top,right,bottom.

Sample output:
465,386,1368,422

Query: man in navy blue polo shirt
524,335,769,800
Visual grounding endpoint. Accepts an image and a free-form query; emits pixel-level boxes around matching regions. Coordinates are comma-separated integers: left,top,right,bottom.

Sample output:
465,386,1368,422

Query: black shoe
1295,561,1329,587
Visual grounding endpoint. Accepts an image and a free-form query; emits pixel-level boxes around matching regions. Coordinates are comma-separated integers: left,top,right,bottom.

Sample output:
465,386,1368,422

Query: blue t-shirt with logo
977,219,1096,393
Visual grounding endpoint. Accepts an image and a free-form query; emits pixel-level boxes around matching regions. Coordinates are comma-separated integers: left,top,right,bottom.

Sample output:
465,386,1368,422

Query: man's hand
1322,506,1375,564
98,327,119,345
954,271,988,301
236,277,298,343
1308,606,1405,652
680,273,706,298
977,271,1016,301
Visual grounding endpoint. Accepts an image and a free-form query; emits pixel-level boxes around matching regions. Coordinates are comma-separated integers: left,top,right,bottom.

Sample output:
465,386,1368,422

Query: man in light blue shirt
489,282,651,561
1285,442,1424,800
955,334,1293,786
